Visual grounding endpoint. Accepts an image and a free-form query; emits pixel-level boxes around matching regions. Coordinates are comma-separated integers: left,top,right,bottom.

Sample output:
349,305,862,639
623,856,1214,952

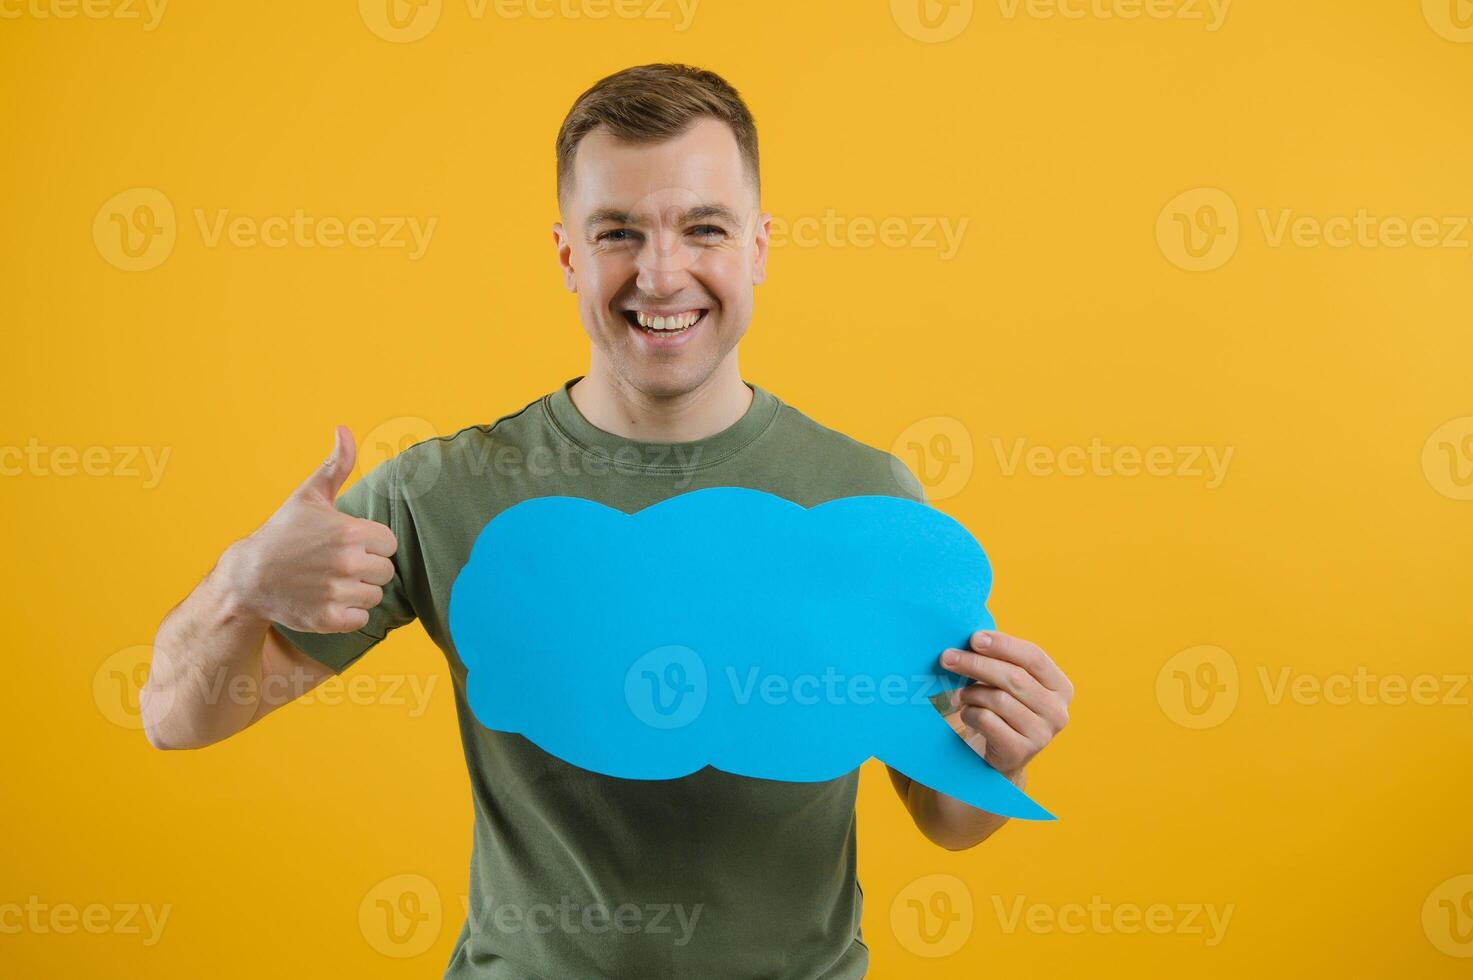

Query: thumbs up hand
226,426,399,633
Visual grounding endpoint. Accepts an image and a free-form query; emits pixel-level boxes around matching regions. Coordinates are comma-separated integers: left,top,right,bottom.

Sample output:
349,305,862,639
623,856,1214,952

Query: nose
634,222,696,297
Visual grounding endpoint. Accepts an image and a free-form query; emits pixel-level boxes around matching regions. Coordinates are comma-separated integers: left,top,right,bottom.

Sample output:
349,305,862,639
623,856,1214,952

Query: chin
623,363,712,399
589,309,745,399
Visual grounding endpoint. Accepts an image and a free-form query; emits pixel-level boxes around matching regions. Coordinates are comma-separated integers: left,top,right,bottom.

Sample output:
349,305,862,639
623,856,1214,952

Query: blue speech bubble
448,488,1052,820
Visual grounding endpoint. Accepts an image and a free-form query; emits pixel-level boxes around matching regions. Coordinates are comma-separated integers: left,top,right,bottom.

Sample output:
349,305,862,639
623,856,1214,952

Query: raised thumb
298,425,357,503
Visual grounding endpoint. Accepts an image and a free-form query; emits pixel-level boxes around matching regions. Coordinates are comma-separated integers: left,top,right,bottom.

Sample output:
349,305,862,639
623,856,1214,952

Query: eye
595,228,640,244
688,224,726,240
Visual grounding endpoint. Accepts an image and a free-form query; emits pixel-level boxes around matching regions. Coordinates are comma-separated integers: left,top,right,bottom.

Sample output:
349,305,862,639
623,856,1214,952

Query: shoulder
350,392,552,505
394,393,547,465
766,392,927,504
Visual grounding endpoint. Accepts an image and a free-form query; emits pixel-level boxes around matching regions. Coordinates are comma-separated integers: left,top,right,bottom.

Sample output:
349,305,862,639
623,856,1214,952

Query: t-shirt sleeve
270,455,419,673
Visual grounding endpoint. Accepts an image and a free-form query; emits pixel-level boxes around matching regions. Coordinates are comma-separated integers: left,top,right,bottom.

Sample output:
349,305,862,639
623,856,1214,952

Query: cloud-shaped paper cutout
448,488,1051,820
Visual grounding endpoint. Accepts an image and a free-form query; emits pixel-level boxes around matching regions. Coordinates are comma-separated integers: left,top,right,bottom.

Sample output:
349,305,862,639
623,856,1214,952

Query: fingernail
941,650,960,666
972,632,993,650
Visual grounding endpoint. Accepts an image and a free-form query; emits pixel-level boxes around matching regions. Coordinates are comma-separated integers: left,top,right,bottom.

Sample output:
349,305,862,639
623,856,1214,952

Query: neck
571,356,752,443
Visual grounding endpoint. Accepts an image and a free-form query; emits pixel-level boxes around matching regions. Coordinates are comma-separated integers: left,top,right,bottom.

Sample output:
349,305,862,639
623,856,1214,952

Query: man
143,64,1073,978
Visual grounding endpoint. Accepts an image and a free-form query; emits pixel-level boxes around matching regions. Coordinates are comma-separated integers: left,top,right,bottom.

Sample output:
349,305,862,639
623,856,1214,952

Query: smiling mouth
622,309,708,336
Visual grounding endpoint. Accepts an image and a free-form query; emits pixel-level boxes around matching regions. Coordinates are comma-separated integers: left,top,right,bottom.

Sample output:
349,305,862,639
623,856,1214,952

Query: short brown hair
555,63,760,203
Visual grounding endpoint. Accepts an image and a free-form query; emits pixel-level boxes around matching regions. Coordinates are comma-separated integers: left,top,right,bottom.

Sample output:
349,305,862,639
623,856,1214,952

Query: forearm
143,542,269,750
893,767,1025,851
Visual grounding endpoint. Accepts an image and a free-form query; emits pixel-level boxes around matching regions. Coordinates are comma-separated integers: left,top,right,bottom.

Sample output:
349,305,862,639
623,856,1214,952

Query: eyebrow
585,204,743,229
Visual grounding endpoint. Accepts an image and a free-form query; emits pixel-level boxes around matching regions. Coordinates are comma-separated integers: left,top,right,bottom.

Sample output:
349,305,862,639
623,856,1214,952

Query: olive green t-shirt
274,377,925,979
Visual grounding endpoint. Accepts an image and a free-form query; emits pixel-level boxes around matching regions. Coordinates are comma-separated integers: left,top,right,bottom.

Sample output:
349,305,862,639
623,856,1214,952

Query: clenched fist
225,425,398,633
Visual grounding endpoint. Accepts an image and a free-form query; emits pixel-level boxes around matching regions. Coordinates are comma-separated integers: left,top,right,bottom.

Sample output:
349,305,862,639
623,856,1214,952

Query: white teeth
633,310,701,332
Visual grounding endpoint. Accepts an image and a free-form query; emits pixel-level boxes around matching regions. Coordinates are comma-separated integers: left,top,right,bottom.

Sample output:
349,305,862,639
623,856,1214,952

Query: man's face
553,117,770,398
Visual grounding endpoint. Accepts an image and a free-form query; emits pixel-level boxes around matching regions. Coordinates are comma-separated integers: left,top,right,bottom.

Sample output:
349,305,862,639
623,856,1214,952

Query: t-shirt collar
544,375,779,472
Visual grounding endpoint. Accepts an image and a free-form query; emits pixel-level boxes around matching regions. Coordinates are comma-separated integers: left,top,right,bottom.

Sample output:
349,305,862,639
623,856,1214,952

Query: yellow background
3,0,1471,976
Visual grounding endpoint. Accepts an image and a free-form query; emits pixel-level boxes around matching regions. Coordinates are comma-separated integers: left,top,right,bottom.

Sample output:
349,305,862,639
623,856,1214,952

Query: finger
960,705,1031,765
297,425,357,504
957,684,1054,741
968,630,1071,695
353,517,398,558
940,707,993,758
338,582,384,611
353,554,396,587
326,606,371,634
956,722,990,761
940,648,1053,715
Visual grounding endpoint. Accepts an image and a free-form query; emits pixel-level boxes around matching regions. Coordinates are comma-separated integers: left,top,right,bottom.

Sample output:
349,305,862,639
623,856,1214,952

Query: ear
551,221,577,293
750,210,773,286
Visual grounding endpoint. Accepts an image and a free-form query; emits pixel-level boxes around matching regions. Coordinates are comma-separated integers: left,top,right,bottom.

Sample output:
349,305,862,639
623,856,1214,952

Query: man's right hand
224,425,399,634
